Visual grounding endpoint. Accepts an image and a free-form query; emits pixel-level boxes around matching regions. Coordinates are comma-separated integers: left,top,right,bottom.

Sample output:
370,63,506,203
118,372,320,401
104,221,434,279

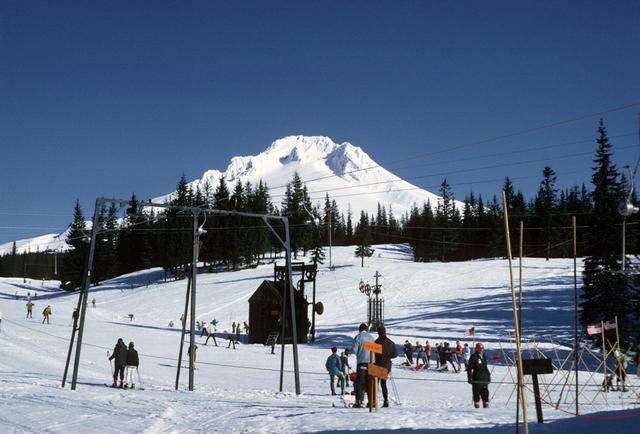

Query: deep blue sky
1,1,639,245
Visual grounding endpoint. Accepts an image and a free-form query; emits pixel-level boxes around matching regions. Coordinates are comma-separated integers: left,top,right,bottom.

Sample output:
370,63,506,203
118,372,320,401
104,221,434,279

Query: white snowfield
0,245,638,433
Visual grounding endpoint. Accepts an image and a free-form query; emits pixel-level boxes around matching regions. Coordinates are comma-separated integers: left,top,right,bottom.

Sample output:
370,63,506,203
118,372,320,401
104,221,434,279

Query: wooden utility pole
572,216,579,415
501,192,529,434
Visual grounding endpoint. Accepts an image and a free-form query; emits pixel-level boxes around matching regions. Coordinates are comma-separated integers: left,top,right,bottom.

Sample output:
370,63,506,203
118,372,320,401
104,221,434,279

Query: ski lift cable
267,103,640,191
271,144,637,199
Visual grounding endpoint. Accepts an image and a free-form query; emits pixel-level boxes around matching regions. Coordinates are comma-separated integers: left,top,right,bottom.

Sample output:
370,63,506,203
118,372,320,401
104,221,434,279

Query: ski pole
108,351,114,377
390,373,401,405
136,368,143,388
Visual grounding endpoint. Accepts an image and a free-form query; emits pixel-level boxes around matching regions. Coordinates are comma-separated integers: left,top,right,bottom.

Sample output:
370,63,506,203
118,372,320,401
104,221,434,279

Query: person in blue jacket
352,323,375,408
325,346,344,395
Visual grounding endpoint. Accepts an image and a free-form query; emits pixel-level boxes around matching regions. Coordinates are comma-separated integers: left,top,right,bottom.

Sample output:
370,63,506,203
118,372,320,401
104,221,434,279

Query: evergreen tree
580,120,632,342
534,166,558,260
354,211,374,267
435,179,461,261
60,200,88,290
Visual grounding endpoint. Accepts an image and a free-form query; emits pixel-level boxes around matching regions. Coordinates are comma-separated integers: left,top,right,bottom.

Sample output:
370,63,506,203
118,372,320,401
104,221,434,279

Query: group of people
325,324,492,409
25,301,52,324
108,338,140,389
403,339,472,373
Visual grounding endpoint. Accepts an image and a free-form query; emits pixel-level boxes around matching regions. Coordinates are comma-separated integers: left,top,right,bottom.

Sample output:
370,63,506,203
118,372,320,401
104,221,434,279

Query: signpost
521,358,553,423
363,341,386,412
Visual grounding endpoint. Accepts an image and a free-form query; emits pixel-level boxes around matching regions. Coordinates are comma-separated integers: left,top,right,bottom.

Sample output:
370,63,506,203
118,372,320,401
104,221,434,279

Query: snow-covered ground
1,245,638,433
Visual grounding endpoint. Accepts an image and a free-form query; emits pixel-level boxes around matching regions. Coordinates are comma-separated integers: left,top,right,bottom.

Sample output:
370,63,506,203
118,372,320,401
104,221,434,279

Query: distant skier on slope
26,300,34,318
467,342,491,408
125,342,139,389
42,305,52,324
204,323,218,346
109,338,128,388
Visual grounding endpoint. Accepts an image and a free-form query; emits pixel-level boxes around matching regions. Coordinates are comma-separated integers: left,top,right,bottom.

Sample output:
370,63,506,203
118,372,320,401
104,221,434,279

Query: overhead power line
268,102,640,191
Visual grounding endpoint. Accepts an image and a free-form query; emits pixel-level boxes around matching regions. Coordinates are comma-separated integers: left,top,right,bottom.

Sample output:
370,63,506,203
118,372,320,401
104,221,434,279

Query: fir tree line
1,120,638,338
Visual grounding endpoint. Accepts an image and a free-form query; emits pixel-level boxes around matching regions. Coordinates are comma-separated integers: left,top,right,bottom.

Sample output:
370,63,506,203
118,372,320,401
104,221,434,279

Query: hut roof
248,280,308,305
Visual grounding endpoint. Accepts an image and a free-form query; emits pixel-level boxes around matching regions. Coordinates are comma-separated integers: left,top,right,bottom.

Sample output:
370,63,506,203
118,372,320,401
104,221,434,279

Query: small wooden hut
248,280,309,344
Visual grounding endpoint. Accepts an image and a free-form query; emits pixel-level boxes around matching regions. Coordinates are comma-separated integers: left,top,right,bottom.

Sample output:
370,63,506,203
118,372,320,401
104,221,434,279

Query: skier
435,343,443,369
462,343,472,371
351,323,374,408
125,342,139,389
92,298,96,308
108,338,128,388
72,308,79,327
243,321,249,334
442,342,458,372
455,340,463,371
403,340,413,365
187,344,198,368
227,333,236,349
235,321,241,341
204,323,218,346
425,340,432,368
26,300,34,318
375,326,398,407
467,342,491,408
340,350,351,387
325,346,345,395
42,305,52,324
614,348,629,392
416,341,427,368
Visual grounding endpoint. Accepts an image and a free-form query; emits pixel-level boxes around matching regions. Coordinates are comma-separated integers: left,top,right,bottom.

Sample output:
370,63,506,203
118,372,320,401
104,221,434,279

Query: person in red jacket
425,340,432,368
455,340,463,372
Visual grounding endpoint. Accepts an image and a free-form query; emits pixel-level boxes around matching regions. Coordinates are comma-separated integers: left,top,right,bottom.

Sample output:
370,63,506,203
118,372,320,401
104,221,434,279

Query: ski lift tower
359,271,384,331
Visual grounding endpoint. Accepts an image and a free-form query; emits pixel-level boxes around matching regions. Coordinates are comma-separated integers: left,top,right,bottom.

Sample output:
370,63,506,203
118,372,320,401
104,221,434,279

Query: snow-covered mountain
156,135,443,216
1,136,444,254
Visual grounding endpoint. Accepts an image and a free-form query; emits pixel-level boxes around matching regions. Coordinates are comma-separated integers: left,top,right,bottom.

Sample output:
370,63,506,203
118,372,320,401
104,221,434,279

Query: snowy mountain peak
178,135,444,216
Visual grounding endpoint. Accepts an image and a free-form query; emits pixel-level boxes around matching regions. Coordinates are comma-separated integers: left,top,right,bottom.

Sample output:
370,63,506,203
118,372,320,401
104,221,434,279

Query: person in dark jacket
375,326,398,407
467,342,491,408
442,342,458,373
109,338,128,388
125,342,139,389
403,340,413,365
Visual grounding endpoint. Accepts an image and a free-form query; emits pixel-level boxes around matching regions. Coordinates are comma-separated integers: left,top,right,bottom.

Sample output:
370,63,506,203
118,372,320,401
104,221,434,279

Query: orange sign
363,341,382,354
368,363,388,380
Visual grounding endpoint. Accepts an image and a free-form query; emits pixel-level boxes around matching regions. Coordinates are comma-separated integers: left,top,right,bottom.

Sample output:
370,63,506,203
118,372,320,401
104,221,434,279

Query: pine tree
580,120,632,343
60,200,89,290
354,211,374,267
435,179,461,261
534,166,558,260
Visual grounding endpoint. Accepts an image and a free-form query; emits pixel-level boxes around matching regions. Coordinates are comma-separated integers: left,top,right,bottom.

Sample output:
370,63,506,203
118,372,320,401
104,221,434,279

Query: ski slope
0,245,638,433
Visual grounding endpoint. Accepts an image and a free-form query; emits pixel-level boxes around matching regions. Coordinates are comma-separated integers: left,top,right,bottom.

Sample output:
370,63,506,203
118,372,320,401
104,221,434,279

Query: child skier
325,347,344,395
125,342,139,389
